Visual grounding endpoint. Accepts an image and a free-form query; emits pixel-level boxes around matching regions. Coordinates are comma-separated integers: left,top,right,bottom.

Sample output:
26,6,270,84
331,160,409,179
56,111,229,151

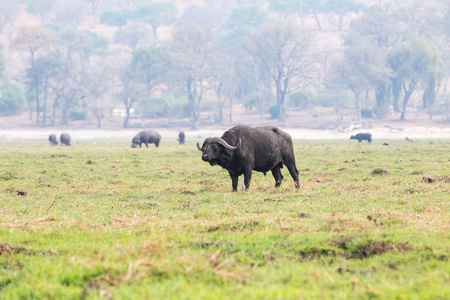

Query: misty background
0,0,450,133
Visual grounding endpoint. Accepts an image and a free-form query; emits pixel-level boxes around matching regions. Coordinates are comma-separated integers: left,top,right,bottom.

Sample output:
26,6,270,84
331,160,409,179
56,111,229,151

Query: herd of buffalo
47,126,379,191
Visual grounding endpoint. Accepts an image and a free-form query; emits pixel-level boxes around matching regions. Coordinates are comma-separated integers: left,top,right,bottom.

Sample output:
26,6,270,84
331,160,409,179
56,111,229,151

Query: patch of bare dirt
0,244,27,255
421,175,450,183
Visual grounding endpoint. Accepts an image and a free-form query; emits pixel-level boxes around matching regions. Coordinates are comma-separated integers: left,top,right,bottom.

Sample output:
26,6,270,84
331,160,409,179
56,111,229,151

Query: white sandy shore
0,126,449,142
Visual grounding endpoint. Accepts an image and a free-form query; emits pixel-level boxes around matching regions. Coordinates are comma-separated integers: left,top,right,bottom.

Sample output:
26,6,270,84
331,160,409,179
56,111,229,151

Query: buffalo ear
221,150,231,160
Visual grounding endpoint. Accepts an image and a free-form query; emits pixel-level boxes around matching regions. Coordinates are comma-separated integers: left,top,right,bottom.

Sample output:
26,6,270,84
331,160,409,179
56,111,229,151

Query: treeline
0,0,450,129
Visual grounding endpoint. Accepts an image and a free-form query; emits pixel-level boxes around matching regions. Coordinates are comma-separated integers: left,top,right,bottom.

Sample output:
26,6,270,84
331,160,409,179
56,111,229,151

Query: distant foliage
26,0,57,22
69,110,87,121
316,87,349,110
244,94,258,111
268,105,285,119
138,97,169,118
361,108,373,118
0,83,25,115
288,91,310,109
100,9,131,27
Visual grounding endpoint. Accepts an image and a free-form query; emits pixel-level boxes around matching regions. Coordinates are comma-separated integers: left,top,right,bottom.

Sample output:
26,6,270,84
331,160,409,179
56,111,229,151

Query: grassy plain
0,138,449,299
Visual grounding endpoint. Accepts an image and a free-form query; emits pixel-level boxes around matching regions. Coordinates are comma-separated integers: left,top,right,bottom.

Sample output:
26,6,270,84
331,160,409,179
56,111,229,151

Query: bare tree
244,18,317,122
167,24,216,130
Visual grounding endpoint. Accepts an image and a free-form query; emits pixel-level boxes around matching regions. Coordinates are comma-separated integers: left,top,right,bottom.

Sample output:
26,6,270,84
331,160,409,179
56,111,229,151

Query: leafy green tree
133,0,176,40
244,19,316,122
11,26,53,124
0,83,25,116
289,91,310,109
344,5,403,116
219,5,267,49
78,30,109,61
26,0,57,23
331,36,392,121
114,23,152,50
387,36,444,120
131,46,170,97
224,5,268,31
100,9,132,27
347,6,403,51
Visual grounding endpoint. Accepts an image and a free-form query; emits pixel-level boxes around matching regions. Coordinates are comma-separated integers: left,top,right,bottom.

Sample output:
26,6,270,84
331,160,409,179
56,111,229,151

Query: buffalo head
197,137,241,166
131,136,140,148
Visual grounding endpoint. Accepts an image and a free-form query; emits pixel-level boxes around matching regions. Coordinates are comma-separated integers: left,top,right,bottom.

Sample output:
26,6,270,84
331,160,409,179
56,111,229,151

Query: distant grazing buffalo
197,125,300,191
178,131,185,145
48,134,58,145
405,137,413,143
131,130,161,148
60,133,71,146
350,133,372,144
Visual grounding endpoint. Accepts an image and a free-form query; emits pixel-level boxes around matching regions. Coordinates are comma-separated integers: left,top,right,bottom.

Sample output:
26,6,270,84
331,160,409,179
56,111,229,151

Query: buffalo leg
285,163,300,189
144,142,149,147
271,165,284,187
229,172,239,192
243,168,252,190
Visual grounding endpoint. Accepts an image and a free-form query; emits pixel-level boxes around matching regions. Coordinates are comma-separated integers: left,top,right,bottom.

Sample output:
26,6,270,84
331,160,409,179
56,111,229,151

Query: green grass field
0,138,449,299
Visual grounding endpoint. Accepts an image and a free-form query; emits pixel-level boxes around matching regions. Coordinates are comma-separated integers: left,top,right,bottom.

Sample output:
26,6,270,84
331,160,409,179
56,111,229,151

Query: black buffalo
350,133,372,144
131,130,161,148
197,125,300,191
60,133,71,146
177,131,185,145
48,134,58,145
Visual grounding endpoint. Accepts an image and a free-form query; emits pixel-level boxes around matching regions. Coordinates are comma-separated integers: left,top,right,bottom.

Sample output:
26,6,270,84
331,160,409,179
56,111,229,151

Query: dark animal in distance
405,137,413,143
60,133,71,146
350,133,372,144
177,131,185,145
48,134,58,145
383,143,389,146
197,125,300,191
131,130,161,148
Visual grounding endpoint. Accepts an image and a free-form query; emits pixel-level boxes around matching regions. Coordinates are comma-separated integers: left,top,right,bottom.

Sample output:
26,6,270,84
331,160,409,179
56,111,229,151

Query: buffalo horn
215,137,241,150
197,142,203,151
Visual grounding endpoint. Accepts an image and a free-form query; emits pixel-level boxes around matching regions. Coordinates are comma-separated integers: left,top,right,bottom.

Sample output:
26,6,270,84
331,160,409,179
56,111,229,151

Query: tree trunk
52,95,60,126
313,12,322,31
151,24,158,40
376,84,388,118
42,80,48,127
96,113,102,128
123,97,132,128
35,84,40,124
400,80,416,121
392,78,401,112
187,80,199,130
355,92,362,122
276,81,285,122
